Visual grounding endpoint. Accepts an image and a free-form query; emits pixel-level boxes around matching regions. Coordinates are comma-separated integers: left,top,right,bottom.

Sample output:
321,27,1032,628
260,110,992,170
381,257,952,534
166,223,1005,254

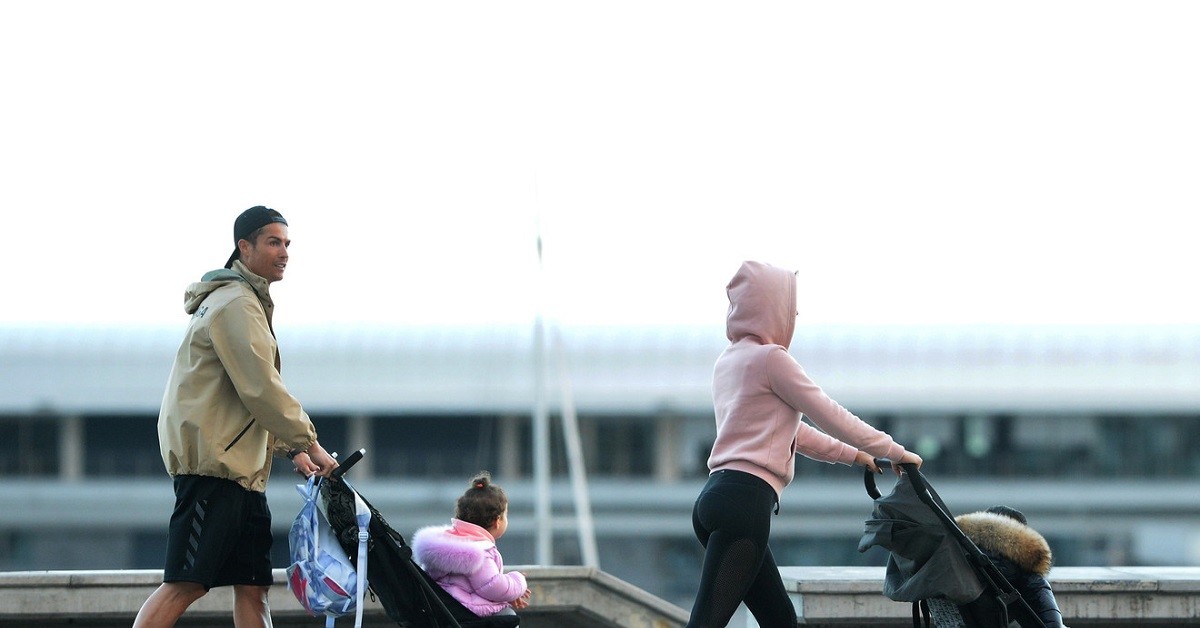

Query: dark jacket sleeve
992,554,1064,628
1015,571,1064,628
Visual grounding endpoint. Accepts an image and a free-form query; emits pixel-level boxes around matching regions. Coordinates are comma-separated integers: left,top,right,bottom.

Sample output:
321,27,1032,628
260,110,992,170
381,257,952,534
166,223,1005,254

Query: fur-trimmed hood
409,519,527,617
955,511,1053,576
411,522,495,576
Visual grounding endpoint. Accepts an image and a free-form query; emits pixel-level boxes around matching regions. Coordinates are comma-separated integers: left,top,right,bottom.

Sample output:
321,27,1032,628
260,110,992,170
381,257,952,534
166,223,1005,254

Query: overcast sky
2,2,1197,330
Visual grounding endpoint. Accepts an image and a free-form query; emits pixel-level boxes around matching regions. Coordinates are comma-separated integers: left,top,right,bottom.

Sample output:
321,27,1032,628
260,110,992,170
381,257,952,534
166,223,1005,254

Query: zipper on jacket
224,418,256,451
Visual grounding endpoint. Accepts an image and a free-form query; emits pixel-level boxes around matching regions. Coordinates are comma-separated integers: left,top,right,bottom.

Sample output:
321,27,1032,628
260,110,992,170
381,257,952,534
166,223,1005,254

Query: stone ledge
4,566,1199,627
778,566,1200,627
0,566,689,628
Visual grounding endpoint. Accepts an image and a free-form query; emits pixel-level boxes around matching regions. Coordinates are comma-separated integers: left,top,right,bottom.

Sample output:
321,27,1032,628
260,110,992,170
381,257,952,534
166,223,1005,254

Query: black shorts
163,475,273,589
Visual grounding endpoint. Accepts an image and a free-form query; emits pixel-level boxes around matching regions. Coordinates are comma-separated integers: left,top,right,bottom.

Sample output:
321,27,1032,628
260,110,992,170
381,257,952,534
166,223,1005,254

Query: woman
687,260,923,627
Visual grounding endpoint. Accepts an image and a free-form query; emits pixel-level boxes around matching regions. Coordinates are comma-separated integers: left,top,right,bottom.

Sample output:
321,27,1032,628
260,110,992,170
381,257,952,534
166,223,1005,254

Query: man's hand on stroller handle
292,441,339,478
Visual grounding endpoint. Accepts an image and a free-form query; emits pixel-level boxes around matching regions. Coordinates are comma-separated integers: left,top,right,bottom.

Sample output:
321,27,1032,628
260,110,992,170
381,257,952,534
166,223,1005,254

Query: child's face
490,506,509,540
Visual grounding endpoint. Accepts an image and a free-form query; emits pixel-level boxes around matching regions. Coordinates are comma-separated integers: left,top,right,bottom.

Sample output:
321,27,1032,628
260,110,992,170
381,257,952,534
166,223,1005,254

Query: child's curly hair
454,471,508,529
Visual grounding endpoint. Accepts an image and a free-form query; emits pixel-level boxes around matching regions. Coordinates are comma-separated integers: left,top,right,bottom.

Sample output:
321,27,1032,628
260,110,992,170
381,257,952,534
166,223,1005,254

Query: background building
2,322,1198,610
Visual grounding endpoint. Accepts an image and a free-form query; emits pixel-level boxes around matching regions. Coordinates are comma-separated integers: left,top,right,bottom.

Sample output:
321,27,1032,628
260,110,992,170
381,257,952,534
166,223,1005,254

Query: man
134,206,339,628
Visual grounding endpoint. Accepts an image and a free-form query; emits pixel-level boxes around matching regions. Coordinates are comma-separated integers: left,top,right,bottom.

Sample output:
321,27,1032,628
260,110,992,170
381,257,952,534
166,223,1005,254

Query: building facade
2,323,1198,609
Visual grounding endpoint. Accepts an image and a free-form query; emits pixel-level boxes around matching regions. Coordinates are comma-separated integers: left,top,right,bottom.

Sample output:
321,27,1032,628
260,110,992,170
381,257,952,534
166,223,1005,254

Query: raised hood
725,260,797,348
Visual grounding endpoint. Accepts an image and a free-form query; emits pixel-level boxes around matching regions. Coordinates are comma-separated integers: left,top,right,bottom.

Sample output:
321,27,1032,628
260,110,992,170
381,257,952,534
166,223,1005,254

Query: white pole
530,177,597,567
551,326,600,568
532,221,553,566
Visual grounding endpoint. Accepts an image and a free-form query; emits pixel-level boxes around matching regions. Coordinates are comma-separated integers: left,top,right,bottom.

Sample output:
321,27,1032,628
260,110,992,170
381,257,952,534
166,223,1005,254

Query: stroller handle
332,448,366,479
863,458,920,499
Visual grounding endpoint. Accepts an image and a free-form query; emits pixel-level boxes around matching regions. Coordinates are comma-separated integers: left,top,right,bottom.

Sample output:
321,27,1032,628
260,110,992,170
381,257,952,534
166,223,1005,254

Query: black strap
865,465,881,499
911,599,931,628
863,457,891,499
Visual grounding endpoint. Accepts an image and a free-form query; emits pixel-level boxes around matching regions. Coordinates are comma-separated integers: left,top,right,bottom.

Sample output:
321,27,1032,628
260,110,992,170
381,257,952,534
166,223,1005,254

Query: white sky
2,2,1197,330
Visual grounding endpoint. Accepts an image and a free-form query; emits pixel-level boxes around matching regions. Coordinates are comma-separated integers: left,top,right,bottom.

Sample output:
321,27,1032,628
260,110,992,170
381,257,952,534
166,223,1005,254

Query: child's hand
511,588,532,609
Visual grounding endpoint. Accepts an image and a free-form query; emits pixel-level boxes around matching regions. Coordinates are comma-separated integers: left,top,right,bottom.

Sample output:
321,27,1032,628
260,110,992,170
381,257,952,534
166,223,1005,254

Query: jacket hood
446,518,496,543
183,261,265,315
955,511,1053,576
411,523,493,575
725,261,797,348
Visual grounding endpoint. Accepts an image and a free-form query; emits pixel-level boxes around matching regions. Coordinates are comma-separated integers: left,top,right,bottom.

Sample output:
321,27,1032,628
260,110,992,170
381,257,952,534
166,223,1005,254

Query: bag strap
911,599,930,628
300,475,364,628
295,476,323,558
347,480,372,628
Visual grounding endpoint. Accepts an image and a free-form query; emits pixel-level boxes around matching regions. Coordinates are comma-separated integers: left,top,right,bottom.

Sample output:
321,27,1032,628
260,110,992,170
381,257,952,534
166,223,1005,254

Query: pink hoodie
707,261,908,498
411,519,527,617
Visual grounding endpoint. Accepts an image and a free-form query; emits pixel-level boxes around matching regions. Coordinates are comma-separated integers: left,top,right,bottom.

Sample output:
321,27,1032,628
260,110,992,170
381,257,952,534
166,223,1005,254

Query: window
0,416,58,477
373,414,508,478
84,415,160,477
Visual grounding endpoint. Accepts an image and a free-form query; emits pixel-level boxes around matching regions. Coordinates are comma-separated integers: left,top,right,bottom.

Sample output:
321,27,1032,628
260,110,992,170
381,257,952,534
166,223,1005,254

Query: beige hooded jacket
157,260,318,492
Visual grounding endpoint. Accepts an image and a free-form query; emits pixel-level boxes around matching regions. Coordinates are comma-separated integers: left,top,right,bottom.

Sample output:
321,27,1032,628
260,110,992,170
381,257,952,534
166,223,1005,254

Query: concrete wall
3,566,1199,627
0,566,689,628
775,566,1200,627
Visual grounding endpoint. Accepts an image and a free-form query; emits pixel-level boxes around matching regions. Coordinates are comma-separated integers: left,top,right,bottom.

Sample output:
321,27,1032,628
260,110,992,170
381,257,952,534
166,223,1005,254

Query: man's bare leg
133,582,206,628
233,584,273,628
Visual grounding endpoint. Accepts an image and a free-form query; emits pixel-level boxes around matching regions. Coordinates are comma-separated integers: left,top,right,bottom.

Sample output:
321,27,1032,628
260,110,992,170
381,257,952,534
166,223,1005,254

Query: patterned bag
286,475,370,628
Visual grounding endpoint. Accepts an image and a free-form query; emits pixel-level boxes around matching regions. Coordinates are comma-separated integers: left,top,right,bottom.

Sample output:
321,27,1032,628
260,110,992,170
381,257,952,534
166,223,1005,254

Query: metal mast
531,191,598,567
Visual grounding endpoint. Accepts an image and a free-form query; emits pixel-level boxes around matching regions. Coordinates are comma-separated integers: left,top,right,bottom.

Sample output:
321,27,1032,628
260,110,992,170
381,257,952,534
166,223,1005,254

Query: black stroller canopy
858,462,1045,628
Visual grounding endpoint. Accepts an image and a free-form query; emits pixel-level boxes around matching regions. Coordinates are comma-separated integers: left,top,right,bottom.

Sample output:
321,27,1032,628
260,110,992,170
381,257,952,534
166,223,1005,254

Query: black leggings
687,470,794,628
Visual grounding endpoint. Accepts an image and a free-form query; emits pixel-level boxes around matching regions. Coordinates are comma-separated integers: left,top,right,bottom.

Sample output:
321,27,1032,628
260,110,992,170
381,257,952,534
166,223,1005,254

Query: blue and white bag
286,475,371,628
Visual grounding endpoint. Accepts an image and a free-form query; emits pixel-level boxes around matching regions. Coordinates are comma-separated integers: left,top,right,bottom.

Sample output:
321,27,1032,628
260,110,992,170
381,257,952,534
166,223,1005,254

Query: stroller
857,460,1044,628
321,450,521,628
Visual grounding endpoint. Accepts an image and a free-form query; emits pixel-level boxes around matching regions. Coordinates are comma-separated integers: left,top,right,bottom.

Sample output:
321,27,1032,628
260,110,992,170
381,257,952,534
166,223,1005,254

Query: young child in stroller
411,472,532,620
928,505,1065,628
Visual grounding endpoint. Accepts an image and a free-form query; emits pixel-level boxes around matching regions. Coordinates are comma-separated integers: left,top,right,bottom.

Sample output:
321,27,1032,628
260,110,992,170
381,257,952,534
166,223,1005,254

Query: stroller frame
321,450,520,628
864,461,1045,628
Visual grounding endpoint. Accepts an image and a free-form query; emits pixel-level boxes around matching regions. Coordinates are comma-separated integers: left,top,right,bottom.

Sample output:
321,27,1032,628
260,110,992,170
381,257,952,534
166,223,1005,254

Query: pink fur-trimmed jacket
411,519,527,617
